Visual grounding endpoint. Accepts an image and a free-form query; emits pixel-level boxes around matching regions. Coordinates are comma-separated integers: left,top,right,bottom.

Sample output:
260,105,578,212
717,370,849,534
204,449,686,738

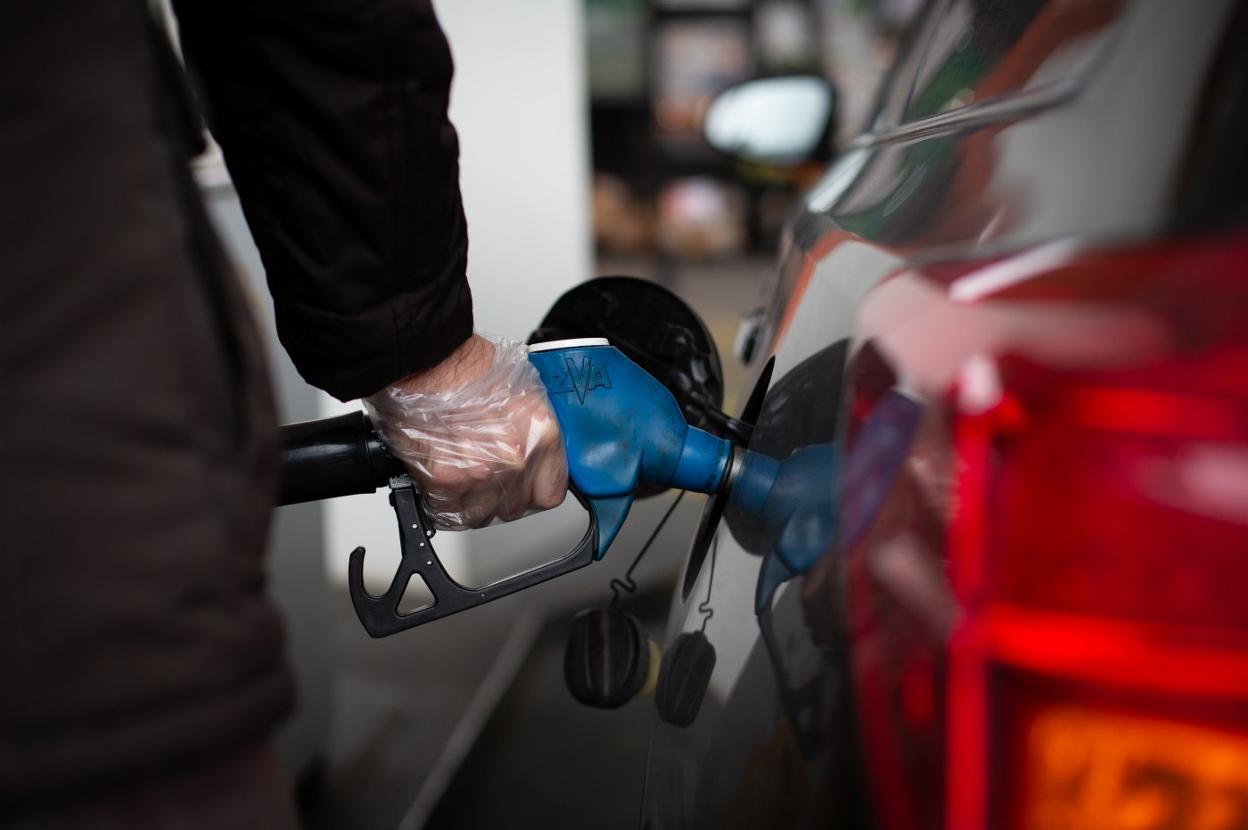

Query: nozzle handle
347,476,598,637
276,412,600,636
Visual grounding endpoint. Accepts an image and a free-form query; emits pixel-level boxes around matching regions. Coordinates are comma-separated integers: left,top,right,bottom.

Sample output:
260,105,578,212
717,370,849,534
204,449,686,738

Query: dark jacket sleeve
172,0,473,401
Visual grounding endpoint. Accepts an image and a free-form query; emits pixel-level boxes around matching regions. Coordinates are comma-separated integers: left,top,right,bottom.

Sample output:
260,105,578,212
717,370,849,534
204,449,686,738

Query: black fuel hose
277,412,402,506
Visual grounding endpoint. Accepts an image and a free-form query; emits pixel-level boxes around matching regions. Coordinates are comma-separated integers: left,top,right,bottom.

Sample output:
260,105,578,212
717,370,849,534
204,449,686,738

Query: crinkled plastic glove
364,335,569,530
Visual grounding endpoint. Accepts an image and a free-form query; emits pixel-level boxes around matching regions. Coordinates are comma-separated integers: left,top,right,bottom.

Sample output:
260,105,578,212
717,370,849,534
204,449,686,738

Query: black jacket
0,0,470,804
175,0,475,401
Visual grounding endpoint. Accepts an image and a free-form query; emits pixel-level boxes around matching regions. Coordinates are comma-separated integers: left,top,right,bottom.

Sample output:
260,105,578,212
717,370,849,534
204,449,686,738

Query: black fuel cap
655,631,716,728
564,608,650,708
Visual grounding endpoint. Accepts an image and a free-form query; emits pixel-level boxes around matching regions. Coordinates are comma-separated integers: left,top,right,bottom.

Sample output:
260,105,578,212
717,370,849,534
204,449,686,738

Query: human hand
364,335,568,529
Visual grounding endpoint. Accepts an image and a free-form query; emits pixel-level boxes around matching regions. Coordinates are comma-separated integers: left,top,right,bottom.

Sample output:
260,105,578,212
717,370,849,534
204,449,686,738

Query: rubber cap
564,608,651,708
655,631,716,728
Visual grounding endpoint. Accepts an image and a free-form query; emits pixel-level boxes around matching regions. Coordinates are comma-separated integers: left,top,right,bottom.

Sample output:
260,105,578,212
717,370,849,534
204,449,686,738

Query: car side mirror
703,75,836,167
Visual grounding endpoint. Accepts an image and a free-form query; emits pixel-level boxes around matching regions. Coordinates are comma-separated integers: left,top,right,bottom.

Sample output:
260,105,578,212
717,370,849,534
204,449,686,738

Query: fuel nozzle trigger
347,475,599,637
345,339,734,637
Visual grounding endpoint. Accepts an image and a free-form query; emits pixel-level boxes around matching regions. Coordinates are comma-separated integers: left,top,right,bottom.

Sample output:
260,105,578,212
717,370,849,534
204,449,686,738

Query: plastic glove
365,335,569,529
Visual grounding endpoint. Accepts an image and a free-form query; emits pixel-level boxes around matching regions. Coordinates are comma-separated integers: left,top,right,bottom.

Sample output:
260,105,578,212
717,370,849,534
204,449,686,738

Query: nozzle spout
672,427,733,494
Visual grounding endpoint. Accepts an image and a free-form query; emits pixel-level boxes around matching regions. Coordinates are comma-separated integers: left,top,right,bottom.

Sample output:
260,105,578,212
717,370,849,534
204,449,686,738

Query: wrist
393,334,495,394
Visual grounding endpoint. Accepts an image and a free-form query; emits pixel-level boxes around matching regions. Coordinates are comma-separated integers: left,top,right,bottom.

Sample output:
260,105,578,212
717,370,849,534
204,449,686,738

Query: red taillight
1001,685,1248,830
946,349,1248,830
845,233,1248,830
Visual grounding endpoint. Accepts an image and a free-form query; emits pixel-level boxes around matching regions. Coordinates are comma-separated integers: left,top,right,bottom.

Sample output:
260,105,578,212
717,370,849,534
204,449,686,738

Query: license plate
1021,705,1248,830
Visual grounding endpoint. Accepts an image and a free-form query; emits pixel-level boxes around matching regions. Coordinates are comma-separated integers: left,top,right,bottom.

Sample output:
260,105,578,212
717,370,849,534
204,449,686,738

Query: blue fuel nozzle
529,338,734,558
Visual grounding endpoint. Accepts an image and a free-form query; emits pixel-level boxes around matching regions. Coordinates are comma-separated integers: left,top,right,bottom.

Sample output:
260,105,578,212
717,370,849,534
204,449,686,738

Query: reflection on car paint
842,389,924,550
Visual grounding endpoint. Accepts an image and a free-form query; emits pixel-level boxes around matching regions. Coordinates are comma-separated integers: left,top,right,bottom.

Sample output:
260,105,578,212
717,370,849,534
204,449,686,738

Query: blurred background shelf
589,0,829,263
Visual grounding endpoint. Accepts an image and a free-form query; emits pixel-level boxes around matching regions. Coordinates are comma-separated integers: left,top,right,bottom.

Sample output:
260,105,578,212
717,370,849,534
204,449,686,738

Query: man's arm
173,0,567,526
173,0,472,402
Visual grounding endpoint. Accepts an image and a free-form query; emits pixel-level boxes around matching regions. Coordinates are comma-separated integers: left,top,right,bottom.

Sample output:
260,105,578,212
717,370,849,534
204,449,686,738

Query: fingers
417,443,505,529
528,424,569,511
366,336,569,531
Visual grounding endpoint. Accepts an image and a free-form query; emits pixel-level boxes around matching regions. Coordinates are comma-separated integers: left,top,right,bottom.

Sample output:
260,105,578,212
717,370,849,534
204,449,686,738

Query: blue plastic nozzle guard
529,338,733,558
